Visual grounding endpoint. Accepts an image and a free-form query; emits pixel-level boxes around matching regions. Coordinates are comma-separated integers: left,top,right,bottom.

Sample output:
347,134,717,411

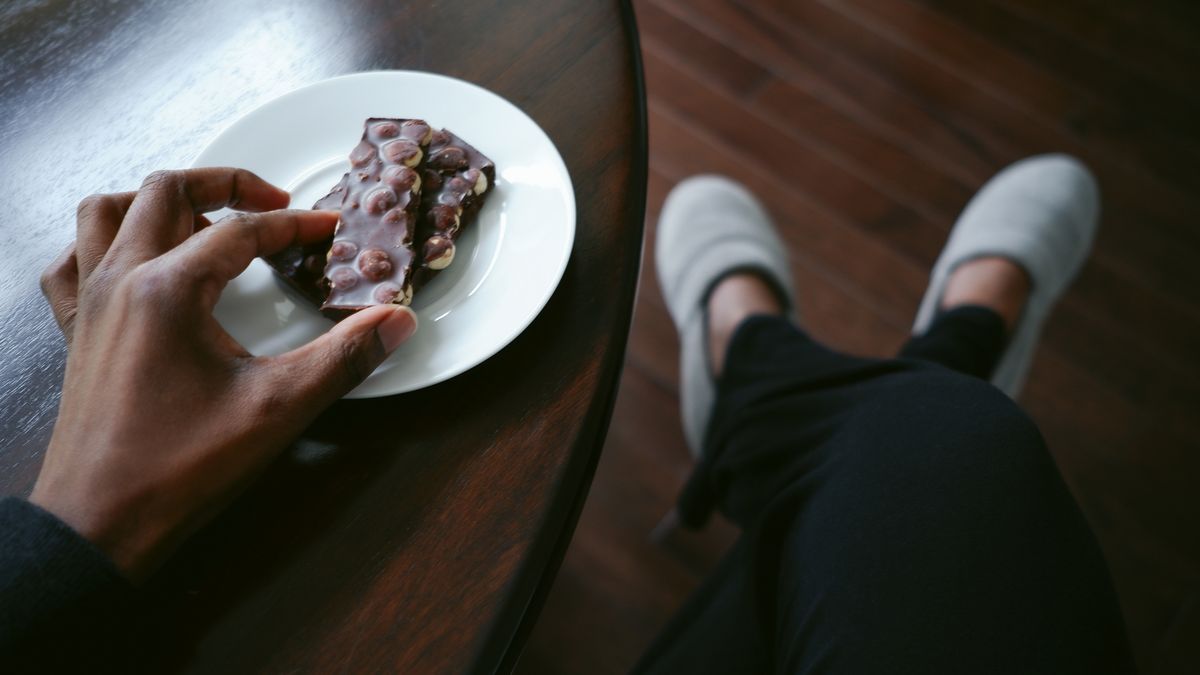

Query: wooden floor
516,1,1200,673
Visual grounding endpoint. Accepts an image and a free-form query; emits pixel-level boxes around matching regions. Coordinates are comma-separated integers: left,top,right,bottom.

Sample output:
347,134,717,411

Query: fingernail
376,306,417,353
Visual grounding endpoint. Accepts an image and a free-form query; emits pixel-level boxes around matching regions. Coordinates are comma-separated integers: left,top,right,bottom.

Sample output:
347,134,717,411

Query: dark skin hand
32,167,418,582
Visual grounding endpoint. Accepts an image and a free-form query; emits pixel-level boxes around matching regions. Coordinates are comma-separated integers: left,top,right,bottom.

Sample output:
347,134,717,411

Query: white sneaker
655,176,796,456
912,154,1100,397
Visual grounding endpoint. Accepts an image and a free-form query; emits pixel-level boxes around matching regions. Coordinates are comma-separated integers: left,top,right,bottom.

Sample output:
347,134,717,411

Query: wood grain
0,1,646,673
519,1,1200,674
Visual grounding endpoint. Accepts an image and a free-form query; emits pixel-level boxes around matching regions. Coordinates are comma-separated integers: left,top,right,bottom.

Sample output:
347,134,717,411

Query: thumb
270,304,418,405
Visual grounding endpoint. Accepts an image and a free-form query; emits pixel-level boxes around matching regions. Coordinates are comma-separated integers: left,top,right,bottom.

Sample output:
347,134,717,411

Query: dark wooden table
0,1,646,672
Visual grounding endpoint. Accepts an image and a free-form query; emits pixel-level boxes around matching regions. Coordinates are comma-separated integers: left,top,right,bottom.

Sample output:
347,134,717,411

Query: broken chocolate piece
262,176,346,307
412,129,495,290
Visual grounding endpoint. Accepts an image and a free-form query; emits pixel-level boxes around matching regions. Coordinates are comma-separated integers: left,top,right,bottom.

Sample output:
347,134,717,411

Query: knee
843,371,1058,503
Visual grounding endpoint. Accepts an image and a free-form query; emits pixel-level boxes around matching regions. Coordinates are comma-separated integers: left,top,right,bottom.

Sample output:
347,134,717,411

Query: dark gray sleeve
0,496,142,674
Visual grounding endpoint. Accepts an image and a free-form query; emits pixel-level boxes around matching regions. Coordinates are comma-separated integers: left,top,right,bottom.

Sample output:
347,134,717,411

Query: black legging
635,307,1134,674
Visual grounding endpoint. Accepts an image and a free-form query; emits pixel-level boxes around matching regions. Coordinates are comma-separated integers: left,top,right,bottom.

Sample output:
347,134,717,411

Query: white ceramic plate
195,71,576,397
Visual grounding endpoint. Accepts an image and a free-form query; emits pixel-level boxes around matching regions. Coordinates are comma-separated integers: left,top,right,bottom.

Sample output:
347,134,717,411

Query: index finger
110,168,292,264
162,209,338,304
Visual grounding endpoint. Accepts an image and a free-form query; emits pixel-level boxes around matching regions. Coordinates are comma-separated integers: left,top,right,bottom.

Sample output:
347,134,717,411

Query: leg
899,256,1029,379
898,305,1006,379
645,158,1117,673
640,318,1133,674
760,368,1132,674
685,251,1029,526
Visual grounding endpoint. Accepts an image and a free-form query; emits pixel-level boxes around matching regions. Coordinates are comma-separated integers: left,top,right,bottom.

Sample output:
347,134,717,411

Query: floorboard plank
834,0,1200,190
995,0,1200,98
750,0,1200,249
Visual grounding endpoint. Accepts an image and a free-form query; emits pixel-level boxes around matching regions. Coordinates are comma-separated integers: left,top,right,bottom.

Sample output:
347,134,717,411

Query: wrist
29,476,158,582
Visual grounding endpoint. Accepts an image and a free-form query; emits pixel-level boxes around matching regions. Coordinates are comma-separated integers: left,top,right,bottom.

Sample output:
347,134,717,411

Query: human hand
31,168,417,581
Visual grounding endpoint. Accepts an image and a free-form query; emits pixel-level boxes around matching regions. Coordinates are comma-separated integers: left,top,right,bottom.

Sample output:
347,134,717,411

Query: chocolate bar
264,120,495,317
264,118,432,317
412,129,496,290
320,118,432,318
